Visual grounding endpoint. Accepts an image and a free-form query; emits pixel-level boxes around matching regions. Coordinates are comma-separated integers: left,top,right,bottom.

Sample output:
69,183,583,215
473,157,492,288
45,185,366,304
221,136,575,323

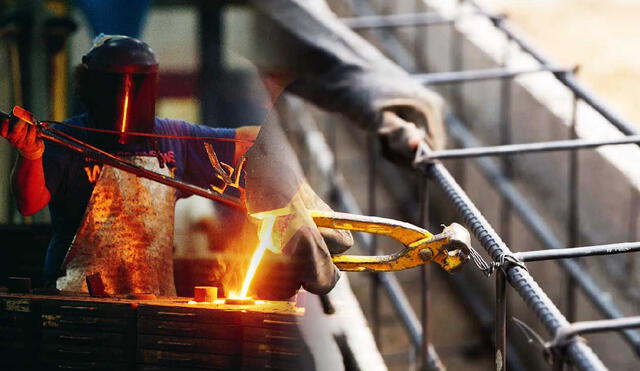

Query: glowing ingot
193,286,218,302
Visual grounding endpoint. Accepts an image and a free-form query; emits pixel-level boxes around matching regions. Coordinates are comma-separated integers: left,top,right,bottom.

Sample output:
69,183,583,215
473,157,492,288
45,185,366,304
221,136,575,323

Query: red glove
0,116,44,160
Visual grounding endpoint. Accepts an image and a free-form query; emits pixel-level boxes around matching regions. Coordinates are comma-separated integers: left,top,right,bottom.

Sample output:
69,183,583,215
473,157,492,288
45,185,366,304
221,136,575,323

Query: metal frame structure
286,1,640,370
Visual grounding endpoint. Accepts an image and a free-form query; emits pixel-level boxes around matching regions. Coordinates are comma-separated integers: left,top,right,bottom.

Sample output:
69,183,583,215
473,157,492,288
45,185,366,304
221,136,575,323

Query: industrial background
1,0,640,370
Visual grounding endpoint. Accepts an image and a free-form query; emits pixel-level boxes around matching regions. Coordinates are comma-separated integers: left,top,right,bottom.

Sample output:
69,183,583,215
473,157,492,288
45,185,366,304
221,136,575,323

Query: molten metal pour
237,214,278,298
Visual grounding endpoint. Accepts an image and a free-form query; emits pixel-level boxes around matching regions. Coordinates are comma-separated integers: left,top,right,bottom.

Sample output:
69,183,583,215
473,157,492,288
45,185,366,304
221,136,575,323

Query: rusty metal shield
57,156,177,296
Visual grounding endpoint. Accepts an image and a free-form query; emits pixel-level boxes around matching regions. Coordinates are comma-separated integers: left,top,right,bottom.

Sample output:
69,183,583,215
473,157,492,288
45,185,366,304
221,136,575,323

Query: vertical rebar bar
627,190,639,287
450,1,466,122
499,34,513,244
566,92,579,323
496,270,507,371
415,0,428,71
419,177,433,370
367,132,380,346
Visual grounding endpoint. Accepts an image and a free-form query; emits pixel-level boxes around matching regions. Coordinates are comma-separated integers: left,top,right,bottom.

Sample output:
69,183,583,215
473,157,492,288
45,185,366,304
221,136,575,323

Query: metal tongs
2,106,245,210
312,210,472,273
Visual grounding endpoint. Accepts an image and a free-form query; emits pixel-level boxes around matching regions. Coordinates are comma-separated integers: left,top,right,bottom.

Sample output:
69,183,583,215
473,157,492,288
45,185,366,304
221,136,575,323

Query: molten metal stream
238,215,277,298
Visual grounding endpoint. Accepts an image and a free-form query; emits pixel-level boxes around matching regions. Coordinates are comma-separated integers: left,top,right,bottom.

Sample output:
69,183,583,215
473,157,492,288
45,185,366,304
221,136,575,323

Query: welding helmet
81,34,158,145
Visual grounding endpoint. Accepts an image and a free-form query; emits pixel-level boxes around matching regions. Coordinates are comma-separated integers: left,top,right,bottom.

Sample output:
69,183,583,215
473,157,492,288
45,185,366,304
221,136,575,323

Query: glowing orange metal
237,214,277,298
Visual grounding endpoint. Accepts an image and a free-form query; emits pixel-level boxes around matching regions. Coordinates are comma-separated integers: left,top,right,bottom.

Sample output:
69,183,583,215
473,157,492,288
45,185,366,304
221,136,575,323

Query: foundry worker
0,35,349,297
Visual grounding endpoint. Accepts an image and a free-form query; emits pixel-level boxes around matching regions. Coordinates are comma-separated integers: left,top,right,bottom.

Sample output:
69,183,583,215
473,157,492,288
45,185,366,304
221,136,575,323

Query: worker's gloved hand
244,118,352,300
0,116,45,160
251,186,352,300
298,183,353,254
377,100,446,165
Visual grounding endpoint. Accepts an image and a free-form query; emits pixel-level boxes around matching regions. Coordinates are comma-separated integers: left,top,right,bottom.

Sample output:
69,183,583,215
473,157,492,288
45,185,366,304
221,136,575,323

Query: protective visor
85,70,157,145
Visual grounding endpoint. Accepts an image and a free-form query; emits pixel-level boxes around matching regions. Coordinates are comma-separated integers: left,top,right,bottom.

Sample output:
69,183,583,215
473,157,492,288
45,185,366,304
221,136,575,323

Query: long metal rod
515,242,640,263
553,317,640,348
496,270,507,371
413,66,570,86
496,33,511,370
423,161,605,370
415,3,433,368
498,33,513,246
418,134,640,161
566,92,580,325
340,11,465,29
446,114,640,356
419,177,433,370
367,133,381,346
40,128,245,210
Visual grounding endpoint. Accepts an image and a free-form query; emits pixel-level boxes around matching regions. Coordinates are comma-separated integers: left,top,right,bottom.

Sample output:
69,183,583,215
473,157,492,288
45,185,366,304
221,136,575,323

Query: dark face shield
84,70,157,145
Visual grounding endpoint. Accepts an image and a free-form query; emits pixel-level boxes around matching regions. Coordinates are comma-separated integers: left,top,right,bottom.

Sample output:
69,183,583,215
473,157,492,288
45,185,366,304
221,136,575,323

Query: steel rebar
514,242,640,262
496,270,508,371
341,11,462,29
413,66,570,86
552,317,640,348
424,161,606,370
417,134,640,161
446,114,640,356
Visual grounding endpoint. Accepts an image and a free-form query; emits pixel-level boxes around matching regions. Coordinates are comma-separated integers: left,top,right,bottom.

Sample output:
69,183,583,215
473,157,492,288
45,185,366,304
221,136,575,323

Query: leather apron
57,157,177,296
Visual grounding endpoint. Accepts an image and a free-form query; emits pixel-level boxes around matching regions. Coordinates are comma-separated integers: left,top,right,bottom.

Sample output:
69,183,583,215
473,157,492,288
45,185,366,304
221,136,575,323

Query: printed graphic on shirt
210,157,246,196
82,150,178,184
83,164,102,183
204,142,246,198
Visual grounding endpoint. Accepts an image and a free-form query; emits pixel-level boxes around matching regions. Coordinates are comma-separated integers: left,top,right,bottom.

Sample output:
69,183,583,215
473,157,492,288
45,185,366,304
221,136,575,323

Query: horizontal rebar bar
553,317,640,348
446,114,640,357
420,134,640,161
413,66,570,85
340,11,463,29
515,242,640,263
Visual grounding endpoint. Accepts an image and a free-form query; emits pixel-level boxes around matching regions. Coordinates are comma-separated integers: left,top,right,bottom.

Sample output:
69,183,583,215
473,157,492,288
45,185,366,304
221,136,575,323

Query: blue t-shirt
42,114,238,278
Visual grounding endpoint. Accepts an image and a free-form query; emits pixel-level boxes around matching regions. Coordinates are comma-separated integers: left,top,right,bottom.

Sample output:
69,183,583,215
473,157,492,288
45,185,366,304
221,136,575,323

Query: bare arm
234,125,260,164
1,117,50,215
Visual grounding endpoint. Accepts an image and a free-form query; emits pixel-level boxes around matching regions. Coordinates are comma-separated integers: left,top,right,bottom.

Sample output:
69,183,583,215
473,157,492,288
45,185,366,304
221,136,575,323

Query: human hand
0,115,44,160
378,110,428,164
250,188,348,300
376,89,446,165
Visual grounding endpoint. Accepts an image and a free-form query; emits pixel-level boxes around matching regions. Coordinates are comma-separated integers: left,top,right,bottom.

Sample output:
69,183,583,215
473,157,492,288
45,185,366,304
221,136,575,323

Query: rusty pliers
311,211,472,273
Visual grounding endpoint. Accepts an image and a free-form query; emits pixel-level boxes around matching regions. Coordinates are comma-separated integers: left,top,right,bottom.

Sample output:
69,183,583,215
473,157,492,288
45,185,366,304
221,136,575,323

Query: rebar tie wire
486,252,527,277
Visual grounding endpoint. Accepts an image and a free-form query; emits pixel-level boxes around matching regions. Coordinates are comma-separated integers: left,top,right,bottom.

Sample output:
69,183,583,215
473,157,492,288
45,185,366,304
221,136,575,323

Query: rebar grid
331,0,640,370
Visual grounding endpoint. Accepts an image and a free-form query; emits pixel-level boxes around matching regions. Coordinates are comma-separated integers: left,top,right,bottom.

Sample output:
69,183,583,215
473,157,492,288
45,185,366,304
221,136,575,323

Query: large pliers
312,211,472,273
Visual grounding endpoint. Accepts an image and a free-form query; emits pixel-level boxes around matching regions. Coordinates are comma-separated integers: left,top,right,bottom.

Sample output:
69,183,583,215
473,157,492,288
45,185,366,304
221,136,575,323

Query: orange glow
237,214,278,298
118,75,132,143
227,202,299,300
